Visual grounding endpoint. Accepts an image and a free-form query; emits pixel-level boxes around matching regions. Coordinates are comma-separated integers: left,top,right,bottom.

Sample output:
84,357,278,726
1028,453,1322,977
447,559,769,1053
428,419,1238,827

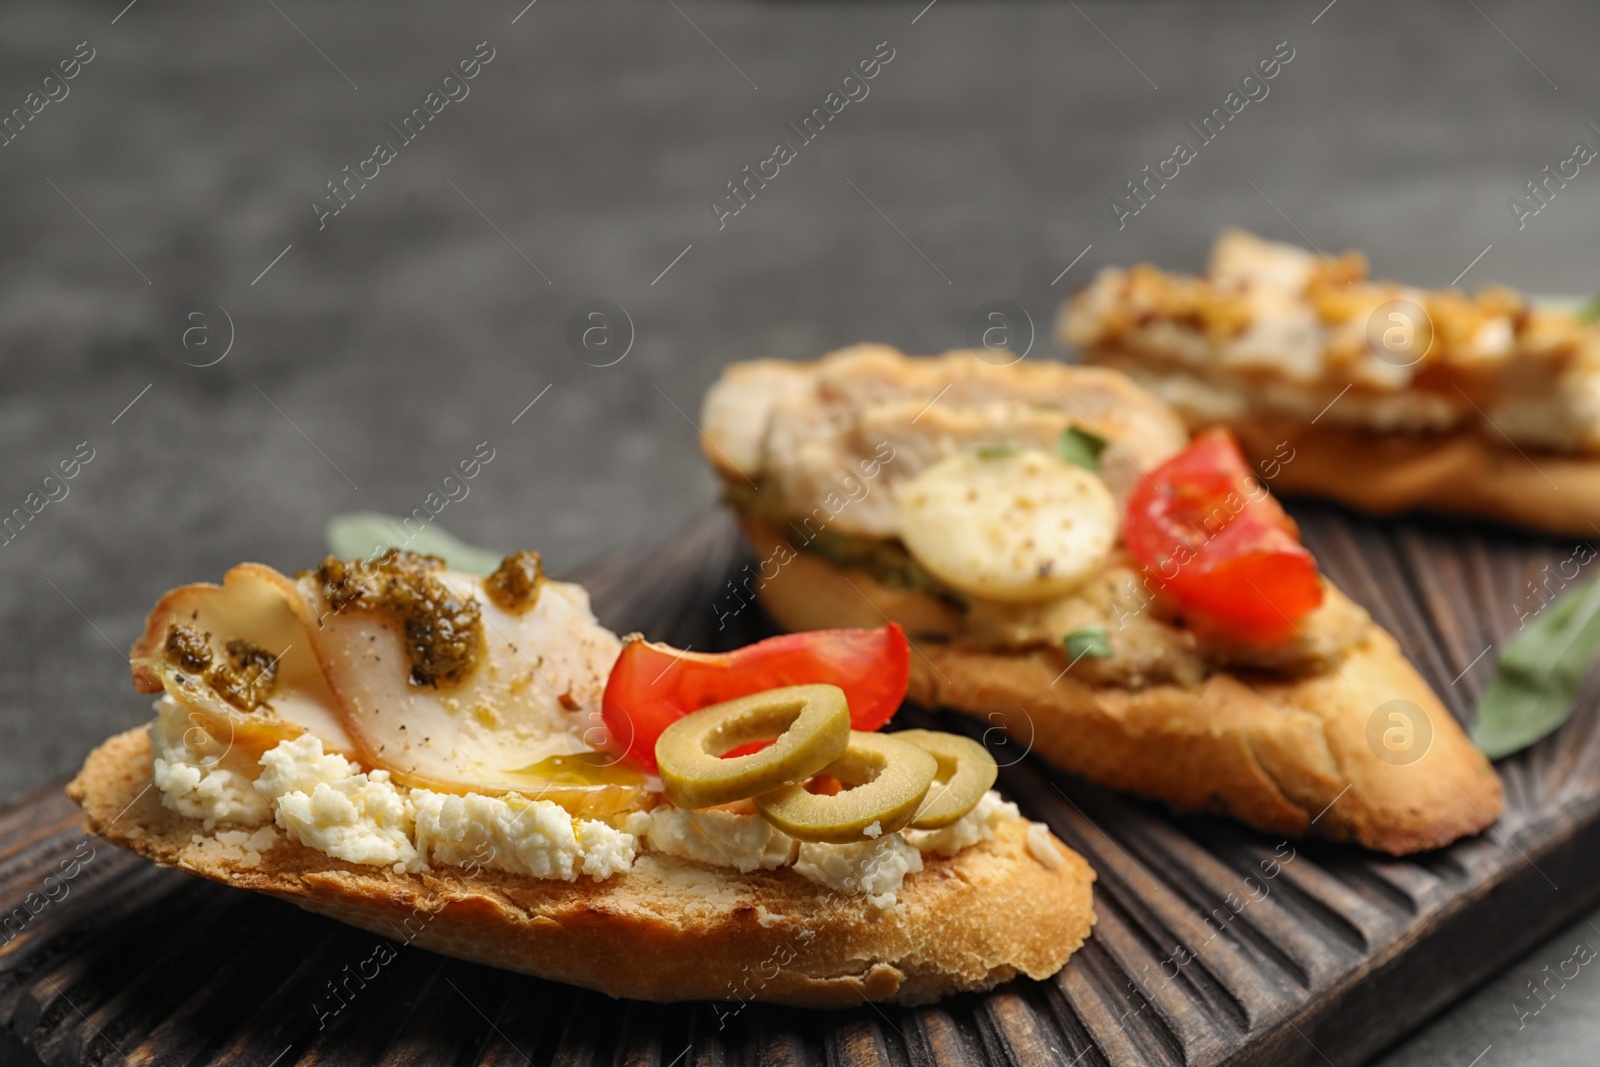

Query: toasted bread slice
1060,230,1600,535
698,345,1501,854
740,520,1503,856
1227,417,1600,538
1087,357,1600,536
68,728,1096,1007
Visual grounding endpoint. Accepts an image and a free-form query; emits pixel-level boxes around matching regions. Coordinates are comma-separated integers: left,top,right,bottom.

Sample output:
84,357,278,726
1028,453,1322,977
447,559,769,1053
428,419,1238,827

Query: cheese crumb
904,792,1019,857
148,698,272,829
627,790,1025,906
257,734,420,871
793,834,924,909
623,807,797,873
1026,822,1064,869
255,733,361,797
413,789,635,882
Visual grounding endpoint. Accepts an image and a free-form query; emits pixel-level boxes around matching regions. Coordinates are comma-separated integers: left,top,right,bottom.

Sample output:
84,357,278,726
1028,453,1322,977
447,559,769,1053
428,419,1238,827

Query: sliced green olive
655,684,850,810
893,729,999,829
756,731,938,844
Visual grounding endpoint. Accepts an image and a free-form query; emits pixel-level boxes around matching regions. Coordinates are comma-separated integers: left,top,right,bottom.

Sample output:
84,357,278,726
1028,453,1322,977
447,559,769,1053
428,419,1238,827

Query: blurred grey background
2,0,1599,1062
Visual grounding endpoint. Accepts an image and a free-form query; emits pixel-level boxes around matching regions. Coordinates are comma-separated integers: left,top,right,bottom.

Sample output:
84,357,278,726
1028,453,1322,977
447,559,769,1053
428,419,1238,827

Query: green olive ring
892,729,1000,829
655,684,851,810
756,731,939,844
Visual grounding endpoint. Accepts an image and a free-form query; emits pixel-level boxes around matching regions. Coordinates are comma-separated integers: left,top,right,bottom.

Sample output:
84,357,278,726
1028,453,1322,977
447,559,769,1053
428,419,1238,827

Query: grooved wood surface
3,509,1598,1067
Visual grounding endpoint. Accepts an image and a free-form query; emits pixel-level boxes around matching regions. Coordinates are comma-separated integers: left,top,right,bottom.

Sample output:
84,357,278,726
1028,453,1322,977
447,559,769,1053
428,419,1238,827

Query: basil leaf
1580,295,1600,324
1472,578,1600,759
1064,625,1112,661
326,511,504,576
1058,427,1108,471
975,444,1020,459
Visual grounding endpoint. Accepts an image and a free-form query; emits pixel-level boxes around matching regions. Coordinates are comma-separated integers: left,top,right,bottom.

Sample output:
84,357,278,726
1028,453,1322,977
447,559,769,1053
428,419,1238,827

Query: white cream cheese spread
627,788,1023,907
148,699,1041,902
412,788,635,881
257,734,420,873
149,697,273,829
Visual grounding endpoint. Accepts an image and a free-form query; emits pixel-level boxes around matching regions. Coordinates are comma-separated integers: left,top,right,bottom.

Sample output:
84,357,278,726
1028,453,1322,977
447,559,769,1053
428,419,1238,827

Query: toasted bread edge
67,727,1096,1007
742,525,1503,856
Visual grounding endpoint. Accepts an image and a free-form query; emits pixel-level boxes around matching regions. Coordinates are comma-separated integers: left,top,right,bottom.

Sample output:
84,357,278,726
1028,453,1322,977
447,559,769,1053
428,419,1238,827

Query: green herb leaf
975,444,1020,459
1529,293,1600,321
326,511,504,576
1472,578,1600,759
1064,625,1113,661
1058,427,1108,471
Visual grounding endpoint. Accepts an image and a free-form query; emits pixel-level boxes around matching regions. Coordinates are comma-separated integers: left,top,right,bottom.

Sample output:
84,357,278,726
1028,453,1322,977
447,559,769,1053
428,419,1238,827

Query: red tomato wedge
1123,429,1322,641
601,625,911,772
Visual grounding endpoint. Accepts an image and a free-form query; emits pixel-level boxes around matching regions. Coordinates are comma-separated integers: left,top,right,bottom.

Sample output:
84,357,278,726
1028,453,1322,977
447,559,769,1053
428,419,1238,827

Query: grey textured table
2,0,1598,1063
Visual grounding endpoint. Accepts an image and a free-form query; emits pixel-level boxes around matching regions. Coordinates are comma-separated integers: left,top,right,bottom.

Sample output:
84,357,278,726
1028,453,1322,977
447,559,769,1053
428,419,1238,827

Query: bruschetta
1060,229,1600,536
699,344,1503,855
69,549,1094,1006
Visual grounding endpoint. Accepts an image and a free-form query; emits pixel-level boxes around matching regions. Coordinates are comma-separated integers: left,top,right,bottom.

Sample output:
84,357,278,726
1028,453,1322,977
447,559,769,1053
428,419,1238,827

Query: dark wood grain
4,507,1599,1067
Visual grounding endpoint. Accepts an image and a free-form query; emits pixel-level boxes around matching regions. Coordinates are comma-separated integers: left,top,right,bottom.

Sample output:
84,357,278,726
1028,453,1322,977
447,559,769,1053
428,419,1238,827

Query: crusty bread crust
1226,417,1600,538
743,523,1502,856
68,728,1095,1007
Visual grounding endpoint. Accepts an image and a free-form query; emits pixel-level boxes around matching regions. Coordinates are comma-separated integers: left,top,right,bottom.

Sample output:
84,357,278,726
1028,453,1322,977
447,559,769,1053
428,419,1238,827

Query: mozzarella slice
894,449,1117,601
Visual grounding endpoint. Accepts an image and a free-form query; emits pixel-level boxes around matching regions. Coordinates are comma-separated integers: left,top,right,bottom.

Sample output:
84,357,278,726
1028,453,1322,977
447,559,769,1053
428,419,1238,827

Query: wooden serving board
4,508,1600,1067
